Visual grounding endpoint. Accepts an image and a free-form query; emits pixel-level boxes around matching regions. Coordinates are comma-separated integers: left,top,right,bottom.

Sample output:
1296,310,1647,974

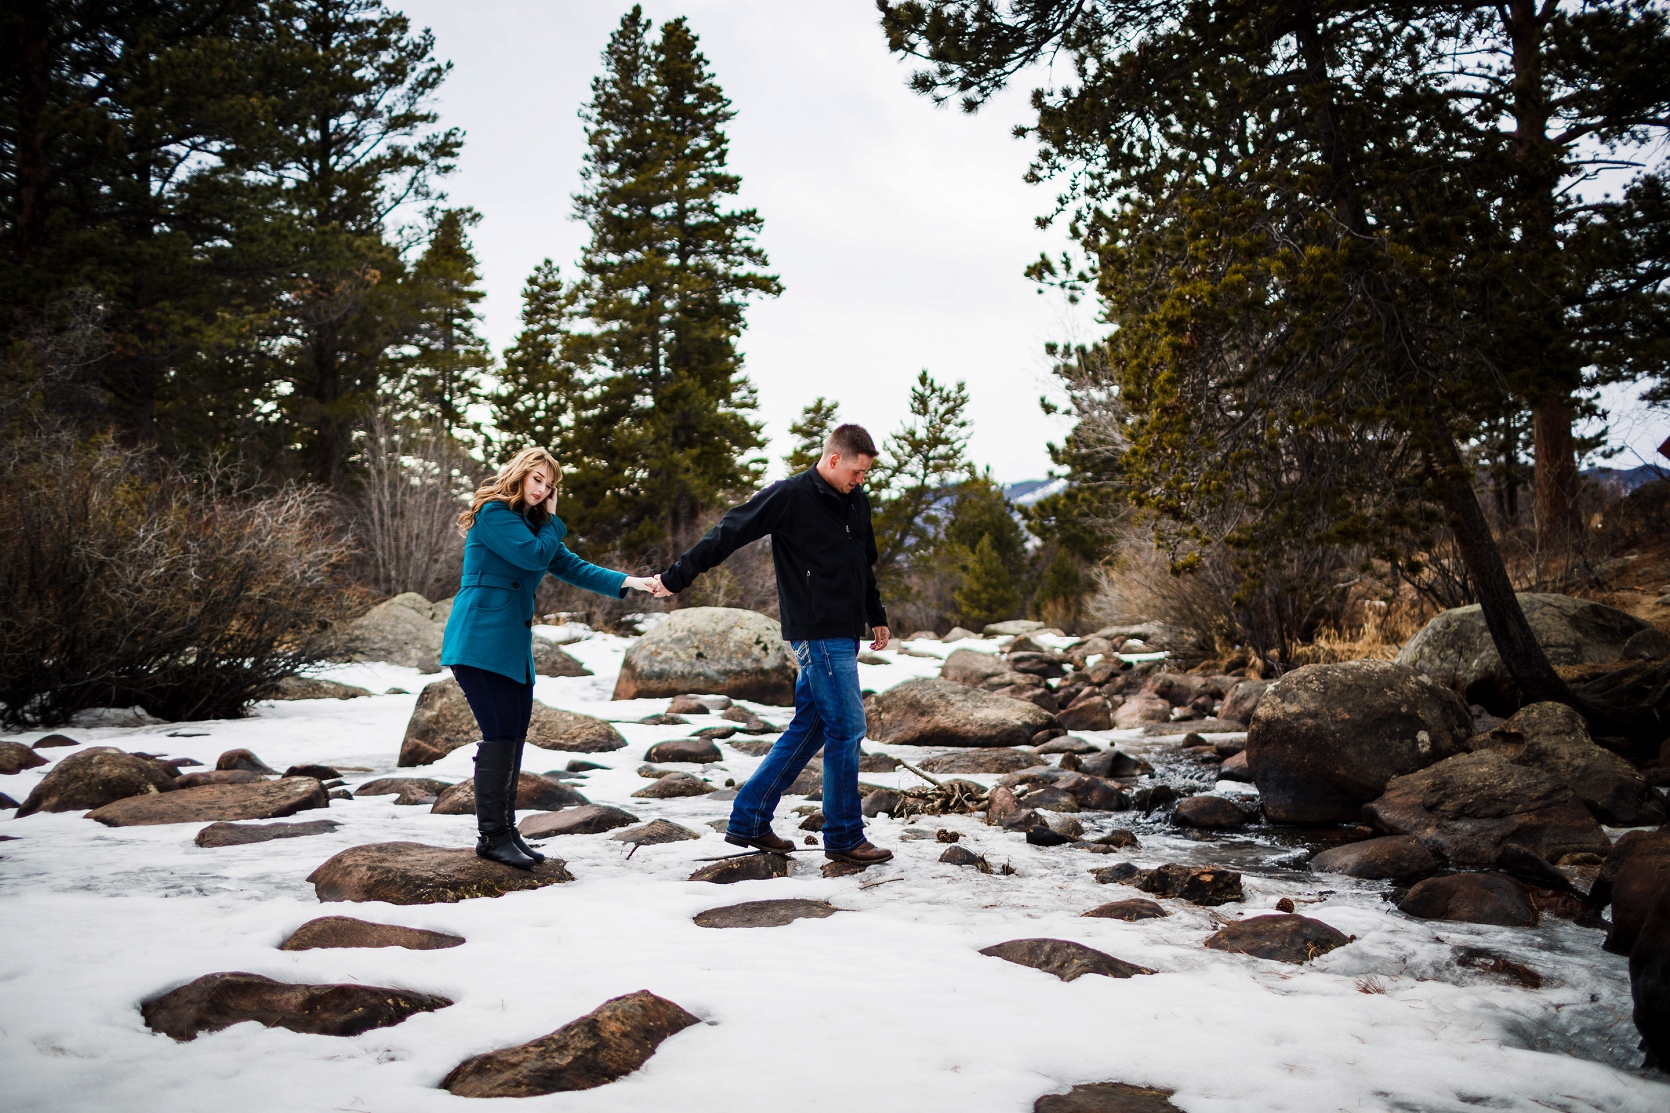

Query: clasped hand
623,574,673,598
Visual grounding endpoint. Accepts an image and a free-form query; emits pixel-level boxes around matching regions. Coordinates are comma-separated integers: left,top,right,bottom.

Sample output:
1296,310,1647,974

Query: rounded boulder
865,677,1055,748
612,607,795,705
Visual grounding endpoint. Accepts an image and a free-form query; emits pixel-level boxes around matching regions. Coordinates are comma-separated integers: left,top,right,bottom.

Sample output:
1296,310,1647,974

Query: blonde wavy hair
456,447,563,535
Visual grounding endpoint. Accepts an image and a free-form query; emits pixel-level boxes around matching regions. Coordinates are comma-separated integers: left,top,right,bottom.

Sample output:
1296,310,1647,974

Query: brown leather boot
824,840,893,864
725,829,795,852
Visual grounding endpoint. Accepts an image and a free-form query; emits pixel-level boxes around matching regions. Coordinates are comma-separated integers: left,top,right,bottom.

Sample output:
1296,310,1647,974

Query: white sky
401,0,1668,483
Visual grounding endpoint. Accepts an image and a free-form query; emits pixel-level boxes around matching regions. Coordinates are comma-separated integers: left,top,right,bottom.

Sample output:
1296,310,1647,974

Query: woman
441,447,657,869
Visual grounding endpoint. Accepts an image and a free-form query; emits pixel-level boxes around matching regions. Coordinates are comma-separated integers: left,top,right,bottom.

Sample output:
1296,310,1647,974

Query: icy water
1,635,1665,1113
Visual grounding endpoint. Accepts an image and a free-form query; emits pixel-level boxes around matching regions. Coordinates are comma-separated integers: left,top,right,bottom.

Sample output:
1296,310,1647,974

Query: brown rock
857,751,898,772
1219,679,1272,724
1310,835,1438,881
862,788,901,817
939,845,982,867
1138,863,1244,905
1171,795,1250,830
1083,899,1169,921
354,777,454,797
398,678,479,766
1112,697,1172,729
283,764,341,780
431,774,588,815
1204,914,1352,963
644,738,724,764
142,972,450,1042
939,648,1014,685
16,747,177,816
612,607,795,704
1140,672,1211,706
693,898,837,928
88,777,327,826
215,748,276,774
1597,830,1670,956
194,819,340,847
631,772,715,799
279,916,464,950
308,842,574,904
610,819,701,845
688,853,792,883
1034,1082,1182,1113
1054,773,1128,811
978,938,1154,981
527,704,627,753
1398,872,1539,926
666,694,712,715
919,748,1041,775
31,734,79,748
532,636,592,677
1218,750,1253,782
176,769,259,788
268,675,371,700
519,805,640,838
1056,697,1114,731
866,677,1056,748
441,990,699,1097
1078,749,1152,778
0,741,46,774
1469,701,1666,826
994,684,1060,713
1363,750,1612,869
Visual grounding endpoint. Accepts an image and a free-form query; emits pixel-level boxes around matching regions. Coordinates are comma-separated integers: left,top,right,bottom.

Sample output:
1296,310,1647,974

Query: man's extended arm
657,481,789,594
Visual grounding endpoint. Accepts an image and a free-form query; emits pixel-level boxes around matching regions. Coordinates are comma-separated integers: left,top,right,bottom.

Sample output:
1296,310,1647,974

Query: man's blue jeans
728,637,866,851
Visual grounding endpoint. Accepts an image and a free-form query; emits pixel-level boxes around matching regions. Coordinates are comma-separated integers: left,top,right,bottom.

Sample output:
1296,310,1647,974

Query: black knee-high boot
507,738,545,863
474,739,535,869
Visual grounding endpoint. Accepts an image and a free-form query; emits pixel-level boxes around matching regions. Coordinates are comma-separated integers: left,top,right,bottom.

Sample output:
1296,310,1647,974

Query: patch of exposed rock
519,805,639,838
978,938,1153,981
141,972,450,1041
280,916,464,950
17,747,177,816
195,819,340,847
89,777,328,826
1398,872,1539,927
693,898,837,928
1204,914,1352,963
335,591,446,672
430,774,588,815
1465,701,1666,826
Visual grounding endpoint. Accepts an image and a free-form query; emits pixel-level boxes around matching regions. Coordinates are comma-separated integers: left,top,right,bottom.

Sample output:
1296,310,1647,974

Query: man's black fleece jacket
658,468,887,641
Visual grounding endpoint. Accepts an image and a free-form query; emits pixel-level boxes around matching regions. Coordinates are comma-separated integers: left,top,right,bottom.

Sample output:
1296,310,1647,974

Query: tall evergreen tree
784,396,840,473
561,8,781,552
870,369,973,580
955,533,1022,627
493,258,583,457
395,206,488,432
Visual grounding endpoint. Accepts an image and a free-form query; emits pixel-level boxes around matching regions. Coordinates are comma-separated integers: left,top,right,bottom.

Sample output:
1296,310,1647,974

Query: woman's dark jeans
451,664,533,742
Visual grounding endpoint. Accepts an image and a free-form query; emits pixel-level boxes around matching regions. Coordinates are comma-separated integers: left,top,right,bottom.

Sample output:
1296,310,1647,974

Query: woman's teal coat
440,501,626,683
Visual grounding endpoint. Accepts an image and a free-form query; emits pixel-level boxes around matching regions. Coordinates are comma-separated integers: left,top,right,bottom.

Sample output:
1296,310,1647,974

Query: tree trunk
1532,396,1579,545
13,0,51,266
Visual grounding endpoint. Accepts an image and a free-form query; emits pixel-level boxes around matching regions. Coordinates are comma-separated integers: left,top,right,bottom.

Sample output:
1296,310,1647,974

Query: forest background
2,0,1668,726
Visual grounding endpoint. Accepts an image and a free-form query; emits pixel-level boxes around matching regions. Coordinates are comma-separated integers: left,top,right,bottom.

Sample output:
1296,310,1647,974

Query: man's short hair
824,423,877,460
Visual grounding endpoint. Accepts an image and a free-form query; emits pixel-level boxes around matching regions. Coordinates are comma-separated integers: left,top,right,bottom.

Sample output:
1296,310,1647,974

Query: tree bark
1532,396,1579,544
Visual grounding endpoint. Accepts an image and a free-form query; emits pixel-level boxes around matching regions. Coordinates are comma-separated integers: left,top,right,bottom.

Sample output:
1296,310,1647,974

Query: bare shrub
0,436,356,726
353,413,474,599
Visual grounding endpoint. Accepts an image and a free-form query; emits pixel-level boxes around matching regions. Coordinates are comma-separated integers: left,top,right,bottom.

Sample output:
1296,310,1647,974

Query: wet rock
1113,697,1171,729
532,635,592,677
866,677,1055,748
89,776,327,826
643,738,723,764
1220,679,1272,725
441,990,699,1097
1467,701,1666,826
31,734,78,748
666,694,713,715
1398,872,1538,926
693,898,837,928
1204,914,1352,963
519,805,639,838
141,971,451,1041
1020,786,1079,812
1035,735,1098,755
1396,593,1651,710
214,748,275,775
1130,785,1178,813
268,676,371,700
354,776,452,797
632,772,715,799
334,591,445,671
307,842,574,904
0,741,47,774
1310,835,1438,881
688,853,792,883
1078,750,1152,778
1217,751,1253,782
176,769,259,788
610,819,701,845
1056,697,1114,731
528,705,627,753
279,916,464,951
194,819,340,847
862,788,901,817
1363,750,1612,869
1084,898,1169,921
919,748,1040,775
1033,1082,1182,1113
613,607,795,704
1247,660,1473,824
940,844,981,867
431,774,589,815
693,725,738,741
1028,824,1073,846
983,785,1030,828
1623,627,1670,660
1597,831,1670,956
1053,773,1128,811
1091,863,1142,884
1171,795,1250,830
1089,830,1141,849
857,751,898,772
283,764,341,780
1138,863,1244,905
978,938,1154,982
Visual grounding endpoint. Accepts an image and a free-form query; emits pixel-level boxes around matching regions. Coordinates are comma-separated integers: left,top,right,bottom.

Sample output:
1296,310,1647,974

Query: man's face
823,452,873,493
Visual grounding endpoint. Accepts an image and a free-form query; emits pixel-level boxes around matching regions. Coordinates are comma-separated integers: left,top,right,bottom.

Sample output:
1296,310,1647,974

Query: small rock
857,751,898,772
194,819,340,847
1077,750,1153,778
1217,751,1253,782
283,764,341,780
0,741,47,774
279,916,464,951
89,777,328,827
1084,898,1169,921
567,760,608,772
644,738,724,764
31,734,79,748
519,805,640,838
728,738,773,756
632,773,715,799
0,793,17,808
1398,872,1539,926
692,725,738,741
666,694,712,715
1204,914,1352,963
268,676,372,700
978,938,1153,981
637,714,689,726
1091,863,1141,884
1090,830,1141,849
215,748,276,775
440,990,699,1097
689,853,792,883
1113,696,1172,729
69,706,164,728
862,788,901,817
532,636,592,677
354,777,452,797
1310,836,1438,881
1056,697,1114,731
611,819,701,845
1034,1082,1182,1113
142,972,450,1041
1138,863,1244,905
308,842,574,904
431,775,589,815
1034,735,1098,755
393,784,438,805
1170,795,1249,830
786,767,822,796
798,810,825,831
1027,825,1073,846
821,859,871,877
940,845,981,867
176,769,259,788
693,899,837,928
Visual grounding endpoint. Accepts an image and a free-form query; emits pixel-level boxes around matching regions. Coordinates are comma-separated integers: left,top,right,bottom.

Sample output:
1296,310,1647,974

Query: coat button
511,580,521,588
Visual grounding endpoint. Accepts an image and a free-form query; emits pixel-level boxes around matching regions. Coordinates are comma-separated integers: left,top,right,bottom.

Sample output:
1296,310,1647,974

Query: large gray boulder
939,648,1012,686
612,607,795,705
865,677,1055,748
1246,660,1473,824
1468,701,1667,827
532,636,591,678
336,592,447,672
1396,593,1652,707
399,678,624,766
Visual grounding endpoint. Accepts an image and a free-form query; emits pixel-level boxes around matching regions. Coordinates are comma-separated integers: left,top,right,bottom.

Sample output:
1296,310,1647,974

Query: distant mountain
1005,478,1067,506
1582,464,1668,495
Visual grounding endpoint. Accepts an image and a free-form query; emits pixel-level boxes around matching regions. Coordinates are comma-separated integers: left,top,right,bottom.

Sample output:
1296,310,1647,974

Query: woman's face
522,466,555,508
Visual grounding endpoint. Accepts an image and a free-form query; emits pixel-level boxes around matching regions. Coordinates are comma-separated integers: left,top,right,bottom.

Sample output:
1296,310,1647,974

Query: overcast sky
400,0,1667,483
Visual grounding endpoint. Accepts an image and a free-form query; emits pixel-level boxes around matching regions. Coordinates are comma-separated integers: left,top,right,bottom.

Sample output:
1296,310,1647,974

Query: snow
3,643,1667,1112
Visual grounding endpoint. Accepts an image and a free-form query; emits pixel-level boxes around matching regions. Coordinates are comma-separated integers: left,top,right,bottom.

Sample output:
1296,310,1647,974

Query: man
651,424,893,865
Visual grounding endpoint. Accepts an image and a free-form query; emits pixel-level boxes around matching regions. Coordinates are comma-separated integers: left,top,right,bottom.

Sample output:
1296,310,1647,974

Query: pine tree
784,397,840,473
561,8,781,552
1032,546,1084,629
493,259,583,457
870,369,973,577
944,474,1027,584
397,207,488,433
955,533,1021,628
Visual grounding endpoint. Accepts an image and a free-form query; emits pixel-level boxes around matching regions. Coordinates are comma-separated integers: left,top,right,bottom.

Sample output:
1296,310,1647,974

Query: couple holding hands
439,424,895,871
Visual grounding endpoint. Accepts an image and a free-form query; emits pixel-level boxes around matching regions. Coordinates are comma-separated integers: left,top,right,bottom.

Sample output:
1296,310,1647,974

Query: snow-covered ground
2,636,1666,1112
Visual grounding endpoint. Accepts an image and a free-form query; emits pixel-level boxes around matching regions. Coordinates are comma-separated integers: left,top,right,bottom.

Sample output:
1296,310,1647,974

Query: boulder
1623,627,1670,660
977,938,1153,981
532,636,592,677
1219,679,1271,724
1007,651,1067,679
0,741,47,774
194,819,340,847
1136,863,1244,906
1034,1083,1183,1113
918,748,1040,775
631,772,714,799
1597,831,1670,956
16,748,177,816
1171,795,1250,830
688,853,792,883
337,591,445,671
176,769,258,788
279,916,464,951
1395,593,1651,709
612,607,795,704
141,972,450,1041
1203,914,1352,963
354,777,452,798
441,990,699,1097
1218,751,1252,782
31,734,78,748
268,675,371,700
1054,773,1128,811
431,775,588,815
1398,872,1539,927
1056,697,1114,732
862,788,901,817
1466,701,1666,826
666,694,712,714
528,705,626,753
986,620,1046,637
940,648,1013,686
88,777,328,826
1112,697,1172,729
307,842,574,904
1036,734,1098,754
1078,750,1152,778
857,752,898,772
1140,672,1212,706
1310,835,1438,881
1246,660,1474,824
865,677,1055,748
216,748,276,774
643,738,724,764
398,678,478,766
693,898,837,928
994,684,1059,713
1083,899,1169,921
68,706,163,728
610,819,701,845
518,805,639,838
1363,750,1612,869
